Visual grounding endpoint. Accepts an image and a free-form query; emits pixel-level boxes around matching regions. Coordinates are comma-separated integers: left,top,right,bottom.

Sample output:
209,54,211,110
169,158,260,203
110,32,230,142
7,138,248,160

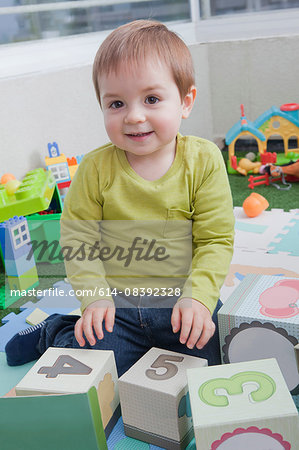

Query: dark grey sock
5,321,46,366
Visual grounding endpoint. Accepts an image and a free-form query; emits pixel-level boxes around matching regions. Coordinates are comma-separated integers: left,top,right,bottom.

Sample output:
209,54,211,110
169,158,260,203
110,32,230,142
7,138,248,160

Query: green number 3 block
198,371,276,407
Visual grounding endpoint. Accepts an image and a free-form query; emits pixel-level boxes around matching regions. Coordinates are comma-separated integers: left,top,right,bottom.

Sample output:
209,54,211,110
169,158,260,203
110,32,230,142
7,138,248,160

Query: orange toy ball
1,173,16,185
243,193,269,218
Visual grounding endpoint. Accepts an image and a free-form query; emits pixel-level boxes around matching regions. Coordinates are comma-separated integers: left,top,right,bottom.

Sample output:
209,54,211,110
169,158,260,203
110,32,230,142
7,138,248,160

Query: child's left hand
171,298,215,350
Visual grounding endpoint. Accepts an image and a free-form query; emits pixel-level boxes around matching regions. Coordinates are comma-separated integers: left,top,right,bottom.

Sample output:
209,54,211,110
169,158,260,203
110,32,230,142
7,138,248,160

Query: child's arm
60,155,114,328
171,298,215,349
175,142,234,348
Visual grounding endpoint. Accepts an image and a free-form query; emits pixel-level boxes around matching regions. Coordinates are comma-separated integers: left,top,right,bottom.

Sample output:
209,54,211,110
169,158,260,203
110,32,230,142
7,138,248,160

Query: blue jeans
39,295,222,376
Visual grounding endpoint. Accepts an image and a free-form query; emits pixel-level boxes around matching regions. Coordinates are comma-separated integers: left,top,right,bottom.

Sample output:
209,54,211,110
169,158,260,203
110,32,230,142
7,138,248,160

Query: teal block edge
0,352,36,396
292,393,299,412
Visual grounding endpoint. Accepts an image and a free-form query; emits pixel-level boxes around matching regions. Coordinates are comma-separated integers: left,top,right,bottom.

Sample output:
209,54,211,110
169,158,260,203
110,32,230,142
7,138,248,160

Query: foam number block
15,347,120,438
0,386,107,450
218,274,299,408
187,358,299,449
118,347,207,449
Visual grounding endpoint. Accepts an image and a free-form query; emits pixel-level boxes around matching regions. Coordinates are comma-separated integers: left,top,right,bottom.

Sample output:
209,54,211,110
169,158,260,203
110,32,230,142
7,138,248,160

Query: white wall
182,34,299,145
0,66,107,179
206,35,299,141
1,24,299,180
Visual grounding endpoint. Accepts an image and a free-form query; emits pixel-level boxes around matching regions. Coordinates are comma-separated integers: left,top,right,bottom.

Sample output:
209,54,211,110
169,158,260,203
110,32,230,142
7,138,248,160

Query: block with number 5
118,347,207,449
187,358,299,449
15,347,120,438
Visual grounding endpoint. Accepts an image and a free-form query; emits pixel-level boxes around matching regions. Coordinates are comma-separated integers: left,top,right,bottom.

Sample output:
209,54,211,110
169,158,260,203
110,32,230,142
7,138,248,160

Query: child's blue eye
145,96,159,105
110,101,123,109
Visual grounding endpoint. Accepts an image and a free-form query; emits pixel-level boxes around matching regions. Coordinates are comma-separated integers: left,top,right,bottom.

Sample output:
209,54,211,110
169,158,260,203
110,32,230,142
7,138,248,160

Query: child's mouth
126,131,153,140
126,131,152,137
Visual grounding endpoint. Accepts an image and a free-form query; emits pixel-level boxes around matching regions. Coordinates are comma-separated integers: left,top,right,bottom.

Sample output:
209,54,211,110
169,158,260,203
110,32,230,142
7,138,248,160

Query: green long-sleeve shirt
60,133,234,313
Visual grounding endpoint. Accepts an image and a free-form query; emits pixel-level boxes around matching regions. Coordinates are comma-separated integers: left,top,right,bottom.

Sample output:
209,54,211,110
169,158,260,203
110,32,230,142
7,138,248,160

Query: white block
187,358,299,449
15,347,120,436
119,347,207,449
218,274,299,408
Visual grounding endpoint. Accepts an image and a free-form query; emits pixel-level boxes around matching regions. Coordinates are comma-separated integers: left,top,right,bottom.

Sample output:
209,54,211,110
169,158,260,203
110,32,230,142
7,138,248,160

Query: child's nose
124,106,146,124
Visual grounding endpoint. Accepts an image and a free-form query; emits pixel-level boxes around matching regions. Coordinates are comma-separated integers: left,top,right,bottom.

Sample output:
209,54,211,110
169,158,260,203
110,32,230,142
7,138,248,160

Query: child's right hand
75,300,115,347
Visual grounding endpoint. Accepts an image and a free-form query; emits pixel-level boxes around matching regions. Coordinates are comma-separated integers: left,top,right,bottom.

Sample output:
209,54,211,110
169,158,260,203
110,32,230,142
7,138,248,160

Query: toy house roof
225,117,266,145
254,106,299,129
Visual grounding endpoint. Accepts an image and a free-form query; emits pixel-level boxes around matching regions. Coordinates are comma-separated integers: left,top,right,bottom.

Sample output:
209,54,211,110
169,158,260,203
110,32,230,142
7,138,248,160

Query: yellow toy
236,158,261,176
5,179,21,195
259,103,299,157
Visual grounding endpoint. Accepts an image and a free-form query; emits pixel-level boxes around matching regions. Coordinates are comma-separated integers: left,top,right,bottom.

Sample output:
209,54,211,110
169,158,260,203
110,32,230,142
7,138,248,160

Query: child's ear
182,86,197,119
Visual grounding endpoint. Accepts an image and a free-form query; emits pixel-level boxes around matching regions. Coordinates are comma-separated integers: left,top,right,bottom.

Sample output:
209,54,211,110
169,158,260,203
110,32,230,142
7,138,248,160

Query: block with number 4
187,358,299,449
15,347,120,438
118,347,207,449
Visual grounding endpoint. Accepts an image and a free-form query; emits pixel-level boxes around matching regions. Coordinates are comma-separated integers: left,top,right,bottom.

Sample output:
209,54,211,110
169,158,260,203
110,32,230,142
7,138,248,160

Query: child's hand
75,300,115,347
171,298,215,350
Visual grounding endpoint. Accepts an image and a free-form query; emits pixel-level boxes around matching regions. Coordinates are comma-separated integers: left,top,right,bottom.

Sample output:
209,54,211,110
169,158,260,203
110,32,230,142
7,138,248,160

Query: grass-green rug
229,169,299,211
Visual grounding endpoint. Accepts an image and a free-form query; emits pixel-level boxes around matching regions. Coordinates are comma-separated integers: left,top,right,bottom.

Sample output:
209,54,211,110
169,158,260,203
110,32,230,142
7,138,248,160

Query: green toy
0,168,56,222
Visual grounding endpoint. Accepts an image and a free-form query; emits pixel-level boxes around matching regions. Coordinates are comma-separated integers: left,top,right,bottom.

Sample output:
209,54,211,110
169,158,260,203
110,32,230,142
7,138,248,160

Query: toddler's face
98,58,194,158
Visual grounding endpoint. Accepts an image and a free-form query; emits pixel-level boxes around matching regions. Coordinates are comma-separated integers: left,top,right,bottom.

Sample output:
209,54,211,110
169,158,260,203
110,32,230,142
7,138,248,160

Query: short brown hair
92,20,195,105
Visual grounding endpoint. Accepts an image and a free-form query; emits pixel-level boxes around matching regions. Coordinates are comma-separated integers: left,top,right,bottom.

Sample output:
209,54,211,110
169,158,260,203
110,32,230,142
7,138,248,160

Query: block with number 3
118,347,207,449
187,358,299,449
15,347,120,438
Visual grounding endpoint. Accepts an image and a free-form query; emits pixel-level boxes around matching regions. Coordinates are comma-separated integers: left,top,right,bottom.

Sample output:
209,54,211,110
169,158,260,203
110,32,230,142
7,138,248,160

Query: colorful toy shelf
0,174,63,309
